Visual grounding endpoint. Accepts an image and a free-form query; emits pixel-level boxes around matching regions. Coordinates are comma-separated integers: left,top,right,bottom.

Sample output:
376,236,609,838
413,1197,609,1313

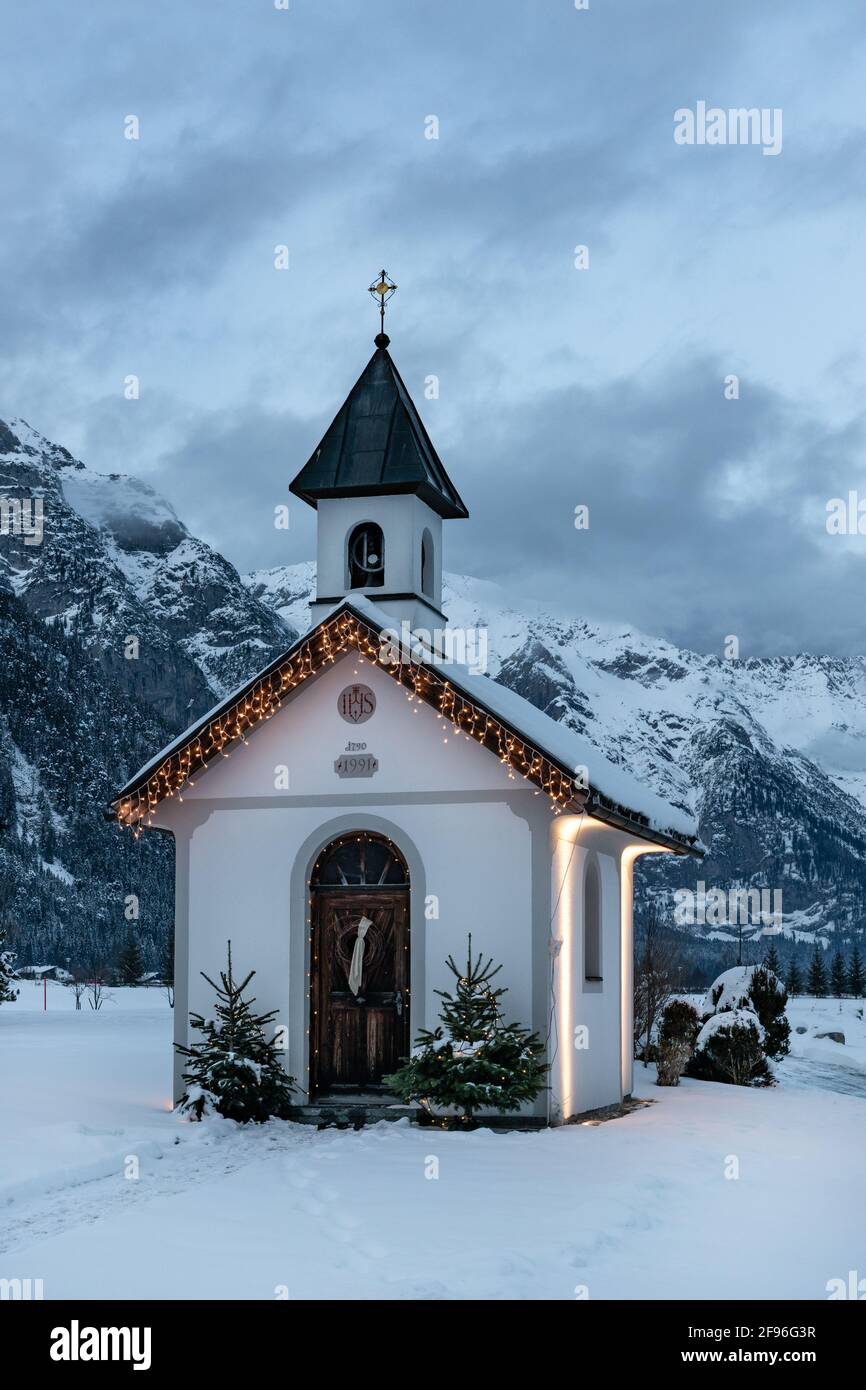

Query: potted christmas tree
384,935,548,1127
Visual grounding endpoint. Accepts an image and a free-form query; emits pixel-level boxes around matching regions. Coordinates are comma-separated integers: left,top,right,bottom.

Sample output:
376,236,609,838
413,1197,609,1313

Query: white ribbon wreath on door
348,916,374,996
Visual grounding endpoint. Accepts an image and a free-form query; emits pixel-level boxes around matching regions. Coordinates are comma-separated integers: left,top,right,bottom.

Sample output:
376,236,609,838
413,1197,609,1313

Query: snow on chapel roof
111,597,700,854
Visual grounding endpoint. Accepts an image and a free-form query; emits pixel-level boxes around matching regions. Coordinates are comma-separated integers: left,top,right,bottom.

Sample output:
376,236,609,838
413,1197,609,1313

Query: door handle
395,990,403,1016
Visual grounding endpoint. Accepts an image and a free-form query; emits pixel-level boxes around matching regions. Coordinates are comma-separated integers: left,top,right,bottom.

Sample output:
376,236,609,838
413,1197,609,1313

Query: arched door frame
291,811,428,1095
291,817,427,1099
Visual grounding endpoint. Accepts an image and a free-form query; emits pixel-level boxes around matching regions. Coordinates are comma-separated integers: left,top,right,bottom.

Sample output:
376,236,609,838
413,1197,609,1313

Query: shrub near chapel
655,998,701,1086
688,1010,773,1088
686,964,789,1087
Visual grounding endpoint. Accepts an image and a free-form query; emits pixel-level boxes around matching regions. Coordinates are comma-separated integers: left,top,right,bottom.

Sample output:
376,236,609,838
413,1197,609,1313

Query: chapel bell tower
290,271,468,632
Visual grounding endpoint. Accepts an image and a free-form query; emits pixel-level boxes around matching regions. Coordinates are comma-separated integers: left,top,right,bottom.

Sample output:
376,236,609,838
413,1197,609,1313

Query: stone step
287,1100,547,1131
288,1101,418,1129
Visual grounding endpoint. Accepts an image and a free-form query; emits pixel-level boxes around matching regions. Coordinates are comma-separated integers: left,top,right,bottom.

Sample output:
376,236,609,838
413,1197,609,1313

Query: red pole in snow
43,976,47,1011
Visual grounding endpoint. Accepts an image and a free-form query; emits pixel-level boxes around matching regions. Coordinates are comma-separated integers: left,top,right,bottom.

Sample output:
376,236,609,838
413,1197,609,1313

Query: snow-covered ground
1,984,864,1300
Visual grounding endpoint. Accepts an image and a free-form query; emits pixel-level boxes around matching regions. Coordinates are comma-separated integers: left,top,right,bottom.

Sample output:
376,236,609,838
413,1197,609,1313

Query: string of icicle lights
114,612,589,836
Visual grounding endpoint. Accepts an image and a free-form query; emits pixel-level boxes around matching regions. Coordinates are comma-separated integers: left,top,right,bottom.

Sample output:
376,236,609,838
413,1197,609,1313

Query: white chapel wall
549,815,650,1120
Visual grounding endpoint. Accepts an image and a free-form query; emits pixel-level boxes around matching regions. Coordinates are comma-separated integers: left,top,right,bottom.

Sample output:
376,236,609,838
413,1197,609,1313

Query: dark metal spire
289,338,468,520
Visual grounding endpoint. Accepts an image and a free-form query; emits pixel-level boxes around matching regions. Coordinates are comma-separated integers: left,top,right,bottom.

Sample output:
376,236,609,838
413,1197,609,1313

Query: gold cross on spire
368,269,397,342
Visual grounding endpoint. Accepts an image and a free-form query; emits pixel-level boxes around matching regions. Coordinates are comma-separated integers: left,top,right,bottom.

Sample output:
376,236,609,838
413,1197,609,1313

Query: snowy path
781,998,866,1096
0,1121,313,1257
776,1054,866,1097
2,990,865,1300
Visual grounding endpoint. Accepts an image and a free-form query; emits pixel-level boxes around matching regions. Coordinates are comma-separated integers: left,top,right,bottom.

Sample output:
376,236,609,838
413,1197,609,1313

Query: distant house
112,322,700,1122
17,964,72,983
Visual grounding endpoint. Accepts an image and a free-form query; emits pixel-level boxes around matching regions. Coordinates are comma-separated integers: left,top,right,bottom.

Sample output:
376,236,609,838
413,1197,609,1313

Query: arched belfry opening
347,521,385,589
309,832,410,1096
421,527,434,599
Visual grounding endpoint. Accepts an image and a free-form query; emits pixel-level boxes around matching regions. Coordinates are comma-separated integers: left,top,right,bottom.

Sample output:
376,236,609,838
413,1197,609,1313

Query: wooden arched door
310,833,410,1096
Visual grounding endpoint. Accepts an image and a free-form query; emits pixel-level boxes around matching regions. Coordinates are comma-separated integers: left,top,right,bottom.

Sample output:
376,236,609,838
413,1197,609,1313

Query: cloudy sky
2,1,865,656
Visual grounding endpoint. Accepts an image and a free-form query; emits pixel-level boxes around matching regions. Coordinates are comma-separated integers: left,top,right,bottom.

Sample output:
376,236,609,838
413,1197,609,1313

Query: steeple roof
290,337,469,520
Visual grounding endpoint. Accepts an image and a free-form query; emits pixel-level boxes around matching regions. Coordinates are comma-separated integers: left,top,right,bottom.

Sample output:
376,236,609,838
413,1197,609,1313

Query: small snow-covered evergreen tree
786,956,803,997
807,947,828,998
830,950,847,999
384,935,548,1123
847,944,865,999
748,964,790,1058
176,941,295,1123
0,923,19,1004
116,929,145,985
763,941,782,978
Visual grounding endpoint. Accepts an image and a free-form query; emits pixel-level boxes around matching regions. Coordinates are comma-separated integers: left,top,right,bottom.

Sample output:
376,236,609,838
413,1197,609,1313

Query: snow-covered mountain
2,413,865,972
246,564,866,953
0,418,295,726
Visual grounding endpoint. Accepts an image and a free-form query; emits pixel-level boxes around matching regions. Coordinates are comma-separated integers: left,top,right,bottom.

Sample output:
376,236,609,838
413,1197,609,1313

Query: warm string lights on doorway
113,611,589,835
306,831,411,1101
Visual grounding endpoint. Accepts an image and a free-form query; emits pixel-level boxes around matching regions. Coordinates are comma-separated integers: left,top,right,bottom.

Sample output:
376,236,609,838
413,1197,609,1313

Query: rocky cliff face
0,418,295,726
0,588,175,973
0,418,297,973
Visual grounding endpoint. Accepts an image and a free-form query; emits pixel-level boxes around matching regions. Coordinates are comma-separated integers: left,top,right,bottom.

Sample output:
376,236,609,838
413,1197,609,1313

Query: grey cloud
1,0,864,658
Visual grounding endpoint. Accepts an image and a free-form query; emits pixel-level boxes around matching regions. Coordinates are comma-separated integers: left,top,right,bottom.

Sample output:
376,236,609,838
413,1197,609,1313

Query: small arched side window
347,522,385,589
584,856,602,982
421,528,434,599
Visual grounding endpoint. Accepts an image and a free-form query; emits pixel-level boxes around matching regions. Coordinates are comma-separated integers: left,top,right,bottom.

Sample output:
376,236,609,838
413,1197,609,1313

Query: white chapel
113,295,699,1124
